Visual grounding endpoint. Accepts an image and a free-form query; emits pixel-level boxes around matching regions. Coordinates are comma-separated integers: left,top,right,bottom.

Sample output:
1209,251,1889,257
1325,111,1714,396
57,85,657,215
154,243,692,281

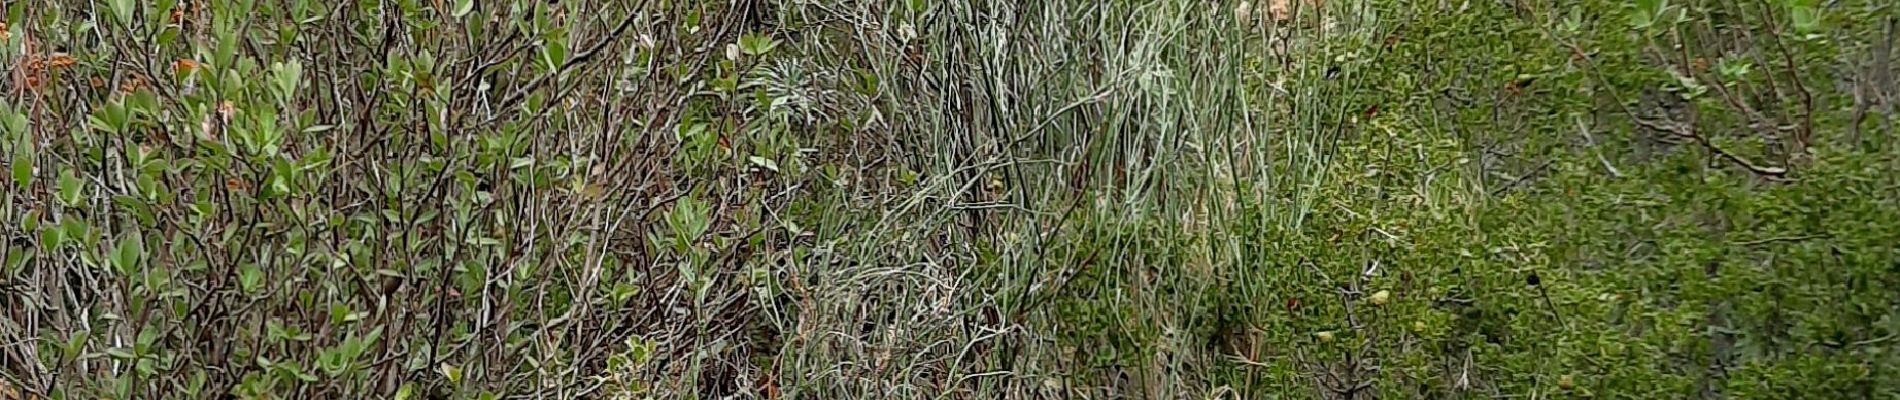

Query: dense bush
2,0,1895,398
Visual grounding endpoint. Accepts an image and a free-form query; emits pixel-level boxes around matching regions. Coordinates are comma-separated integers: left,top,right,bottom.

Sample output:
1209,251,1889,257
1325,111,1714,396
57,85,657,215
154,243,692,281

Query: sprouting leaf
739,33,780,56
1718,58,1753,82
273,60,304,100
438,363,463,383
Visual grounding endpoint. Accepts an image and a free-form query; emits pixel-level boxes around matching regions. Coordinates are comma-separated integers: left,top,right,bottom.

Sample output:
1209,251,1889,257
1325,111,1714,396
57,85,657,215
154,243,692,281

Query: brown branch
1752,0,1817,152
490,1,654,124
1629,117,1788,178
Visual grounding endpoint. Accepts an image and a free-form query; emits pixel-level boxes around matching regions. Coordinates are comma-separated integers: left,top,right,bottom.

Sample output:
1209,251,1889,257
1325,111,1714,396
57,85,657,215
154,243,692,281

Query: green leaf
109,0,135,26
273,60,304,100
452,0,476,18
1790,6,1820,32
0,108,23,136
61,218,87,246
329,303,352,324
38,225,63,250
739,33,780,56
57,168,85,207
104,347,137,360
63,331,89,362
213,25,238,69
1669,70,1707,99
542,37,568,70
110,232,145,276
438,363,463,383
239,263,263,294
747,155,779,172
10,143,31,189
1629,0,1665,29
1718,58,1753,82
395,383,417,400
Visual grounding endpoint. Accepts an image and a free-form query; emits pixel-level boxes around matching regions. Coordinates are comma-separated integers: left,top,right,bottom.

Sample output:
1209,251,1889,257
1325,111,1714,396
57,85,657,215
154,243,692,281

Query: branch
1575,116,1624,178
1629,117,1788,178
1734,233,1830,247
1489,158,1556,196
490,2,652,123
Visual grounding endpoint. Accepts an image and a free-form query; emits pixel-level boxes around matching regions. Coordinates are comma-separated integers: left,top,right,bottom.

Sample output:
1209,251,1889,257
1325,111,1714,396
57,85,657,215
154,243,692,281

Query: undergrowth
2,0,1896,398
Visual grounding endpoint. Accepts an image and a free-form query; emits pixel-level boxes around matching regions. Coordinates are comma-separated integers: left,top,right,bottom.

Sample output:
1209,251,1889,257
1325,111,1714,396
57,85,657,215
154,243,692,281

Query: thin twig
1734,234,1830,247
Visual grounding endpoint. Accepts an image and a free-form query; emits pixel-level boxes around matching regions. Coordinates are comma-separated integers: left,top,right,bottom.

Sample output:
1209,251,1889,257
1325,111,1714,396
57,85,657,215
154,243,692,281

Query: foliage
1,0,1895,398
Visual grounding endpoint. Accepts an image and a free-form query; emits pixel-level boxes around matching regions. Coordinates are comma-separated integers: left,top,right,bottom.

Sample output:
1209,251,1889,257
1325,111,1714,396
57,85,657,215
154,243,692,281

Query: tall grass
731,0,1404,397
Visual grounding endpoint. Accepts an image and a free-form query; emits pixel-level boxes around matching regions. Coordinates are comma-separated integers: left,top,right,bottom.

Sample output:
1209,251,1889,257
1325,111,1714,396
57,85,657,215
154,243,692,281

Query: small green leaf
1790,6,1820,32
747,155,779,172
739,33,780,56
439,363,463,383
1669,70,1707,99
1718,58,1753,82
63,331,90,362
213,27,238,69
38,223,61,249
395,383,417,400
104,347,137,360
453,0,476,18
109,0,135,25
10,143,30,189
542,38,568,70
57,168,85,207
239,263,263,294
61,218,88,245
110,232,145,275
1,104,26,133
273,60,304,100
1629,0,1666,29
329,303,351,324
